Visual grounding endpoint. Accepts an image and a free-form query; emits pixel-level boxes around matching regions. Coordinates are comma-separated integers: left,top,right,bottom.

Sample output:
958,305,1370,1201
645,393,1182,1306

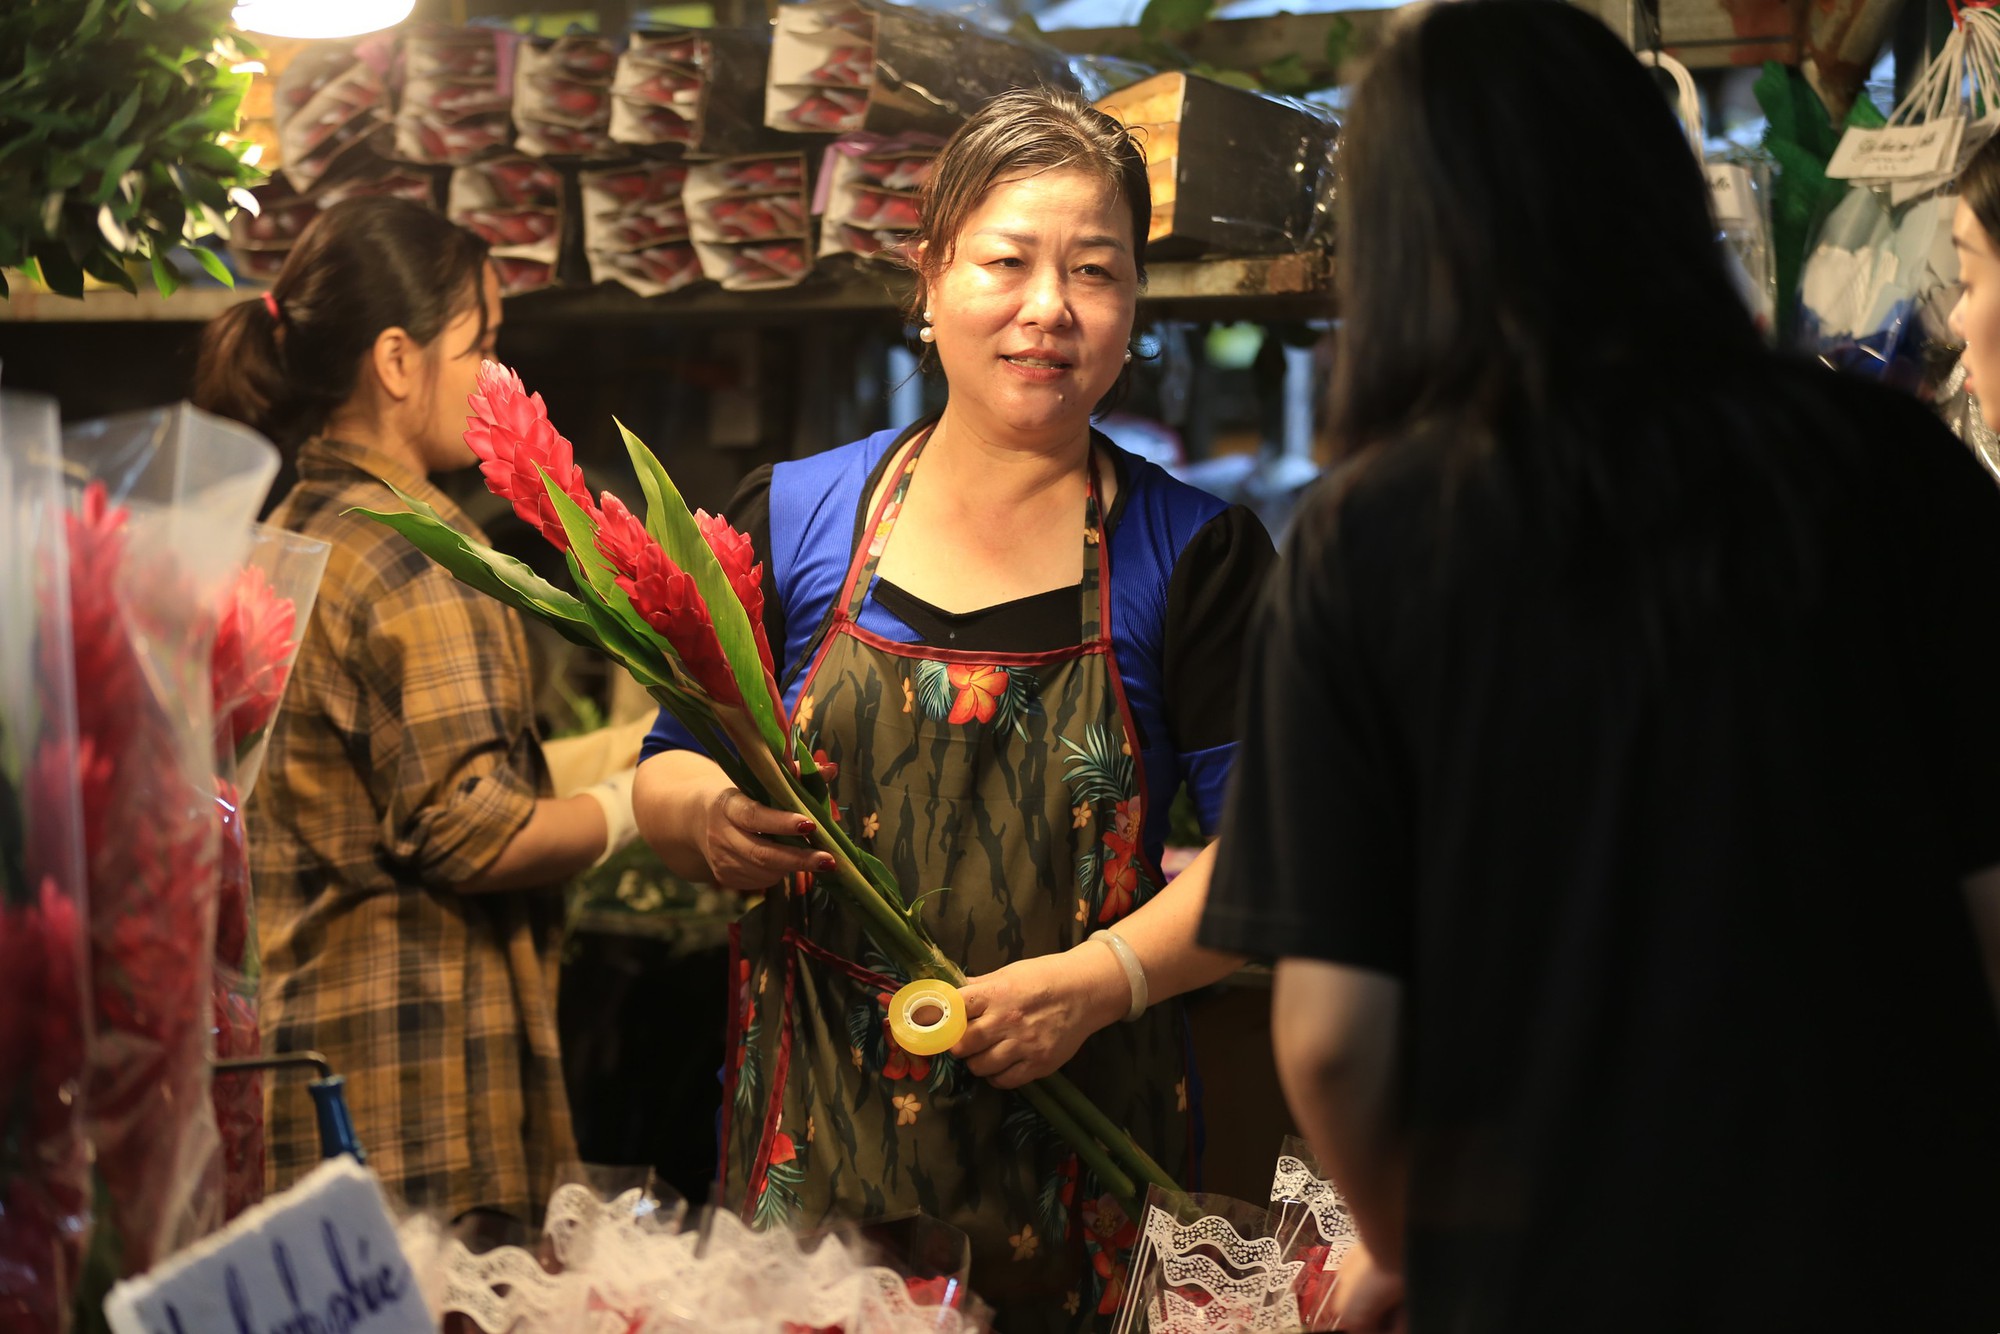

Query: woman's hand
697,787,836,893
1329,1243,1406,1333
951,943,1130,1089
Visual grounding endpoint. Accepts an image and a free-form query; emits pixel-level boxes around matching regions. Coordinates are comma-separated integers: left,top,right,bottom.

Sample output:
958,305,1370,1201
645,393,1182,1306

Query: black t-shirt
1201,362,2000,1332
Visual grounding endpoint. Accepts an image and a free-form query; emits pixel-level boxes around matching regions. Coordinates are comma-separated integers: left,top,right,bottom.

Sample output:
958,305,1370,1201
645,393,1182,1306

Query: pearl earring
1123,349,1133,364
919,309,935,344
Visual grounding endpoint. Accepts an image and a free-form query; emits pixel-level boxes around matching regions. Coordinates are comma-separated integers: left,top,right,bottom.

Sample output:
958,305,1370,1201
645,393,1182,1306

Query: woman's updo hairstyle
910,86,1150,304
192,196,490,450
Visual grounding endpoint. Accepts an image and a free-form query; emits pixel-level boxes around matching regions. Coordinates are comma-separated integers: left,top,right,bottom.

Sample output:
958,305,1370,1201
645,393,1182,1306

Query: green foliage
616,418,790,756
0,0,261,298
1124,0,1345,96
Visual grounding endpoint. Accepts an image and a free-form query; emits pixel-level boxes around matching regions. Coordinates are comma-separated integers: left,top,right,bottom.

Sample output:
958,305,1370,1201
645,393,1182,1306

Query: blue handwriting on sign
152,1218,410,1334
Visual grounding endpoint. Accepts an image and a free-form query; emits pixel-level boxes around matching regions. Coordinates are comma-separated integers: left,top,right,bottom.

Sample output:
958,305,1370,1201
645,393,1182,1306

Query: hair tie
261,289,281,323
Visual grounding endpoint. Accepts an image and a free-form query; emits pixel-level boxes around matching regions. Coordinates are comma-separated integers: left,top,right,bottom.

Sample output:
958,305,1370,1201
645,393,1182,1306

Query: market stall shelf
0,252,1334,324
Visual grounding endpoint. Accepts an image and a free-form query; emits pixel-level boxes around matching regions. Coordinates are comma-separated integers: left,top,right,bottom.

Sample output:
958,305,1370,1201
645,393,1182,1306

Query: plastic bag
0,391,93,1332
1797,186,1957,387
1269,1138,1360,1332
208,526,330,1222
1112,1187,1305,1334
61,404,276,1282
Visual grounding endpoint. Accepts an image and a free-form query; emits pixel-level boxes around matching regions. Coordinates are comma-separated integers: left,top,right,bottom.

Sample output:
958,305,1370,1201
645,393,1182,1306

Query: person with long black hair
1200,4,2000,1331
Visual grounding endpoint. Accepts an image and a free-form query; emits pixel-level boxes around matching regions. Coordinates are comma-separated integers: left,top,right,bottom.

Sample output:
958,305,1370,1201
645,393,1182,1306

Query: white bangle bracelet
1090,927,1149,1022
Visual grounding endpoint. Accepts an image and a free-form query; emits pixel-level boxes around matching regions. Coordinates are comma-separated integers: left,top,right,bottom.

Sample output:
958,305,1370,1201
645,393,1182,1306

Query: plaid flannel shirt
250,437,577,1223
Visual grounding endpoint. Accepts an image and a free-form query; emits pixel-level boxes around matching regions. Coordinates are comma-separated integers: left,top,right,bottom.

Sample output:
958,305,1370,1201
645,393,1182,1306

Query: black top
726,438,1274,752
1201,362,2000,1332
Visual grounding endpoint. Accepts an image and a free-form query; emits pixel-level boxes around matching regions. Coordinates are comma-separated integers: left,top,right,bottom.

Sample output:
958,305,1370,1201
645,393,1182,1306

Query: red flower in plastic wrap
214,779,250,972
696,509,775,679
464,361,597,550
59,484,142,755
211,564,299,754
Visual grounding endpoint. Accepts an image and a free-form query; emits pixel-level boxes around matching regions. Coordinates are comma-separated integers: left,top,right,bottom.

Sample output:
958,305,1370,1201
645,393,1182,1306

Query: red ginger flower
464,361,596,550
594,491,654,583
212,564,299,754
614,522,741,708
696,509,776,679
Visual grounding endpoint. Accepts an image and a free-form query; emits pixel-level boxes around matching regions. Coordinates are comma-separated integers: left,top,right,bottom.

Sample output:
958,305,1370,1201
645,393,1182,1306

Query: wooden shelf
0,253,1333,326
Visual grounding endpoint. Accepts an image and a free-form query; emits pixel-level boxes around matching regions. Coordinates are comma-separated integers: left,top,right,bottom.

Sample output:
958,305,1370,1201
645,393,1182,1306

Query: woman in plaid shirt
193,198,638,1239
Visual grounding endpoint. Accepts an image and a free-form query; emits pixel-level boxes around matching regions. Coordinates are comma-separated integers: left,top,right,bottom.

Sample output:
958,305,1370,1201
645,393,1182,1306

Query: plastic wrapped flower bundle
357,363,1179,1214
61,405,278,1290
399,1181,994,1332
0,392,92,1332
206,529,330,1222
1109,1142,1361,1334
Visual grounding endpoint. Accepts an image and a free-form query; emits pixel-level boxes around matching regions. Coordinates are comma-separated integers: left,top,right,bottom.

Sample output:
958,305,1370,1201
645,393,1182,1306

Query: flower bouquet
355,363,1179,1213
59,404,278,1288
0,392,93,1333
207,527,330,1221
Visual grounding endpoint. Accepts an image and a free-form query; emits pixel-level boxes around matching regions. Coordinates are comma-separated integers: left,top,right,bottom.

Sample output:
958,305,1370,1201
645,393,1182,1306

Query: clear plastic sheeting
1798,187,1957,388
0,391,92,1333
1095,72,1338,258
60,404,276,1283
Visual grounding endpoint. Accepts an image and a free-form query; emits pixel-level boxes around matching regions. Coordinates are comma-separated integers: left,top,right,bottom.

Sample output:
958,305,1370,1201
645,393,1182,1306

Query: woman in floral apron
634,89,1274,1329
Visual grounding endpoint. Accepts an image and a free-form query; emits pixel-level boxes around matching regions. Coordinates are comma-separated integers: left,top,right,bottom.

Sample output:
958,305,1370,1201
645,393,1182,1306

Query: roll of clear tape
887,978,966,1057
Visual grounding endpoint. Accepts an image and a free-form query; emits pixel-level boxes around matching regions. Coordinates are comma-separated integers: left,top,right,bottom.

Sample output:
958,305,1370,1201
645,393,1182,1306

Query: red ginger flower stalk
465,361,597,550
696,509,776,679
211,564,299,755
598,495,741,706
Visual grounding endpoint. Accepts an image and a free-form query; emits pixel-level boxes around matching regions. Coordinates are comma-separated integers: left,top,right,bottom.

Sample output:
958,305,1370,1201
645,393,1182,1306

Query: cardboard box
1095,71,1336,259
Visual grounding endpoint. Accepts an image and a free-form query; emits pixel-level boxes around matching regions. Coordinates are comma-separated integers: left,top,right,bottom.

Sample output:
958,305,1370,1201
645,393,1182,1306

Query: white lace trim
1148,1288,1303,1333
403,1199,981,1333
1270,1155,1360,1270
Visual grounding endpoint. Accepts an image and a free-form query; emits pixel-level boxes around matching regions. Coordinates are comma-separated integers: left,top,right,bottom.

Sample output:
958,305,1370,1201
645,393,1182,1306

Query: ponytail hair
192,196,490,450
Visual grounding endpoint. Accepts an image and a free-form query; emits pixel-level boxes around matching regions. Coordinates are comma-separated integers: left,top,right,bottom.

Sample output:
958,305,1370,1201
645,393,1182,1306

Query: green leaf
189,242,232,287
616,418,788,755
148,247,183,296
79,245,136,294
1323,15,1356,76
103,87,143,143
92,143,144,204
1139,0,1211,42
31,244,83,298
1258,54,1313,95
348,487,608,651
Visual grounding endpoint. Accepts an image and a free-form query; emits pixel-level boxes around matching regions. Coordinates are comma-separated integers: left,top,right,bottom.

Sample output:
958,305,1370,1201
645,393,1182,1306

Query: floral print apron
723,432,1192,1329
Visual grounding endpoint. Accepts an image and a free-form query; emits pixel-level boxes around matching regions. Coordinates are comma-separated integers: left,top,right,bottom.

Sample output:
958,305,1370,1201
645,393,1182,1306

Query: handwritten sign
1707,163,1757,226
103,1157,431,1334
1826,117,1965,182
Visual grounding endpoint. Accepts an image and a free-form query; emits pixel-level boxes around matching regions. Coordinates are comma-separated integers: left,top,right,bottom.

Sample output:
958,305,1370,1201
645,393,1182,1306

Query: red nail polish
816,854,837,871
798,820,816,836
